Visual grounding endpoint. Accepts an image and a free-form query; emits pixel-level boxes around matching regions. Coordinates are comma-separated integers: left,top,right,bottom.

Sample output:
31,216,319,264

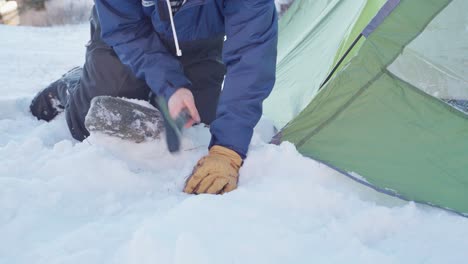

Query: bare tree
18,0,47,10
43,0,92,26
19,0,92,26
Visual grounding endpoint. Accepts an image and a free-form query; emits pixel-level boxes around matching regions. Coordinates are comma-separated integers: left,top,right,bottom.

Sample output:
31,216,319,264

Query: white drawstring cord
165,0,183,56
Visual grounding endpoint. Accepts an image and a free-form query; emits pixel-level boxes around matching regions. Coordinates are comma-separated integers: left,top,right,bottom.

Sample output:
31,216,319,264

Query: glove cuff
210,145,243,169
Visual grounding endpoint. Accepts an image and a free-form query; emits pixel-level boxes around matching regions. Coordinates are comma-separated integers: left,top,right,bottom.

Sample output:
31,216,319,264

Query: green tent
267,0,468,216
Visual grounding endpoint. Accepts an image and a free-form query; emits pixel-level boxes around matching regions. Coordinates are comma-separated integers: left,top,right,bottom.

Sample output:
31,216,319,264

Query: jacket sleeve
94,0,191,101
209,0,278,158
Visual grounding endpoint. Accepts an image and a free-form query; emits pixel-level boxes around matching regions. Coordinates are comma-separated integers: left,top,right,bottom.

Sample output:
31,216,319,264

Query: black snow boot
30,67,82,122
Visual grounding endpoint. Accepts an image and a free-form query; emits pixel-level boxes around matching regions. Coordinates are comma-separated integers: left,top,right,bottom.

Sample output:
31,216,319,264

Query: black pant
63,7,225,141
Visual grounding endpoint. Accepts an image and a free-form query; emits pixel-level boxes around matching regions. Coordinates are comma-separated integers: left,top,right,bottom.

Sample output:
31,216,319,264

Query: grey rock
85,96,164,143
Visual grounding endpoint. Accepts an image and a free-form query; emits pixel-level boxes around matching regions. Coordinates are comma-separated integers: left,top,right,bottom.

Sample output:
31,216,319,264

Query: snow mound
1,24,468,264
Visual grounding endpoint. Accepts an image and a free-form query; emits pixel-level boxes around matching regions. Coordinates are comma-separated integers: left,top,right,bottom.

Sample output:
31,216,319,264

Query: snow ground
1,24,468,264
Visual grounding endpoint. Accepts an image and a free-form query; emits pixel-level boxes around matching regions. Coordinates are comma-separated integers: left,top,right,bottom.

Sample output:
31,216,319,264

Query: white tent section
264,0,367,128
388,0,468,104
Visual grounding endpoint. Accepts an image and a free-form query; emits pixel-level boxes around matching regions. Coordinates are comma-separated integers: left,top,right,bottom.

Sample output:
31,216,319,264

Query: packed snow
1,24,468,264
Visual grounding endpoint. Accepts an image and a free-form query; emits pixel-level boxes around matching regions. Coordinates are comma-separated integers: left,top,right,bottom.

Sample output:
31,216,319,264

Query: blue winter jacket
94,0,278,158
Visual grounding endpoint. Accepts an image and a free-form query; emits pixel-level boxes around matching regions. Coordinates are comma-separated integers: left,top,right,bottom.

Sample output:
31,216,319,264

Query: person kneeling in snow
29,0,278,195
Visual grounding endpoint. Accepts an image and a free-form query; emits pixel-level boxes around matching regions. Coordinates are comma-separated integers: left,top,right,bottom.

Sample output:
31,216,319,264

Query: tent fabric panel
362,0,400,37
298,72,468,214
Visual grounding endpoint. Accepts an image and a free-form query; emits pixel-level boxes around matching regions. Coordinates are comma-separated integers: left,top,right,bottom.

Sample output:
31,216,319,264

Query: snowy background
1,21,468,264
17,0,292,27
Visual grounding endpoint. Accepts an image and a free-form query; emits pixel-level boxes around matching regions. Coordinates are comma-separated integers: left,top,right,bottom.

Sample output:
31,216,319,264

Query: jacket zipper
173,0,206,18
160,0,207,56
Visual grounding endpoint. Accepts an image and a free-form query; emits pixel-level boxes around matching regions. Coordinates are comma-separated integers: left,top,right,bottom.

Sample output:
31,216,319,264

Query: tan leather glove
184,145,243,195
